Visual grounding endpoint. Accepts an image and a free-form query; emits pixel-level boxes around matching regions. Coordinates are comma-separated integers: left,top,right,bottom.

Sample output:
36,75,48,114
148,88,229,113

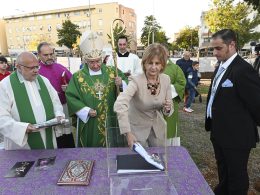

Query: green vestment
66,64,127,147
164,59,186,138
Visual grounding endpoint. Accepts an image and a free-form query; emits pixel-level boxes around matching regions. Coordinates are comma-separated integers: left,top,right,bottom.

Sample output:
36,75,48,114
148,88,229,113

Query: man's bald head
16,52,40,81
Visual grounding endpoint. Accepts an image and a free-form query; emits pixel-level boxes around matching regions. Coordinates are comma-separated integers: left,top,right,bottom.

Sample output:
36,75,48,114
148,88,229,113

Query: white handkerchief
222,79,233,87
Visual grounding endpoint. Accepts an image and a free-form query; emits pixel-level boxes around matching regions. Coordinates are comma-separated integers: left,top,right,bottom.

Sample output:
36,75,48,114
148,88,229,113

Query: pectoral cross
96,90,103,100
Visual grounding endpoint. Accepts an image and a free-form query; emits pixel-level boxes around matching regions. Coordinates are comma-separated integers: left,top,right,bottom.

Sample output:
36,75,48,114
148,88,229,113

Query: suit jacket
114,73,173,141
205,55,260,148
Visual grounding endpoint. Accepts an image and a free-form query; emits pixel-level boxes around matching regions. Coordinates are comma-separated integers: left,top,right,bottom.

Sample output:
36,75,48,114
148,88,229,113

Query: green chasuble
164,59,186,138
66,64,128,147
10,71,55,149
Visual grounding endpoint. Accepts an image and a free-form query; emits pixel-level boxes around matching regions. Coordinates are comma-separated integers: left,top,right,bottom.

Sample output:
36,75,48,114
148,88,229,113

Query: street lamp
147,21,159,45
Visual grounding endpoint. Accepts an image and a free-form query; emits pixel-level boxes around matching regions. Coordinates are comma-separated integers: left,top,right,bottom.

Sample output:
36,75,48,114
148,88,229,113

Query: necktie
206,66,225,118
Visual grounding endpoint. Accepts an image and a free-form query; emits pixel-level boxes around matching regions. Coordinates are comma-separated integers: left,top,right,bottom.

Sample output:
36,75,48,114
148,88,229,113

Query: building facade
2,2,137,56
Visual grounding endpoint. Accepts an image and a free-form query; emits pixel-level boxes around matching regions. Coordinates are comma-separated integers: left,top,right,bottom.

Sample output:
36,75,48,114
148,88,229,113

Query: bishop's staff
110,18,125,95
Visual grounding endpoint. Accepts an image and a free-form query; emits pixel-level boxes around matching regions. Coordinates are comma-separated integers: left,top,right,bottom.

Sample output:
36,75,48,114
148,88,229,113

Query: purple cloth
39,62,72,104
0,147,213,195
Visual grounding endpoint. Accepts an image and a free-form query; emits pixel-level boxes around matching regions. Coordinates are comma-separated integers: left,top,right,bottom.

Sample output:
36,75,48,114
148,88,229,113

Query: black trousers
212,141,251,195
56,133,75,148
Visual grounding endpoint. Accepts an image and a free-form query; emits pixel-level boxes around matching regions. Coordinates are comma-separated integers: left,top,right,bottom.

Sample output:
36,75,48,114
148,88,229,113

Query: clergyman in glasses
0,52,65,150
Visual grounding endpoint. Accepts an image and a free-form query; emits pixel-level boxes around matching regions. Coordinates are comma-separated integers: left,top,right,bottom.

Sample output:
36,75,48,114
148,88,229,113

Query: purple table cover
0,146,213,195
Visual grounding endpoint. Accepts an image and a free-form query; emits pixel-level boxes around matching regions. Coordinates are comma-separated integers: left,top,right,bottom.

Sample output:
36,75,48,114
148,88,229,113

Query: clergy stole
10,72,54,149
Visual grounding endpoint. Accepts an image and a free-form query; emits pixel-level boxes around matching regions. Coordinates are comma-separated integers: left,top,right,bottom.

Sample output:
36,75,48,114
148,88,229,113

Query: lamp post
147,21,159,46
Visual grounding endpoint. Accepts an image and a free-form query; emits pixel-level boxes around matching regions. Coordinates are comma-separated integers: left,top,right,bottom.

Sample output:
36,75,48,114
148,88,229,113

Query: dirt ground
179,81,260,194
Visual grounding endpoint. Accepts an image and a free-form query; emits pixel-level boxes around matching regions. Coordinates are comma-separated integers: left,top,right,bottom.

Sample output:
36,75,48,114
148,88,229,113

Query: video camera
255,44,260,52
250,42,260,52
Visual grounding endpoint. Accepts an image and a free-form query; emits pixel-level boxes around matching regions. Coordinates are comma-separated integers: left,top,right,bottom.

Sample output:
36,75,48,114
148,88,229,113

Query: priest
0,52,65,150
164,50,186,146
65,31,128,147
38,42,74,148
106,35,142,76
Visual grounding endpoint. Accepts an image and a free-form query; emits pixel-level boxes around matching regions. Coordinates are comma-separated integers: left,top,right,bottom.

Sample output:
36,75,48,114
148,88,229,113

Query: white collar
88,67,102,76
220,53,237,70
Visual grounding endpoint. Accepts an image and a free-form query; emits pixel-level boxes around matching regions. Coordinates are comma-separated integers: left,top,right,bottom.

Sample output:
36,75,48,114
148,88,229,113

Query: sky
0,0,211,39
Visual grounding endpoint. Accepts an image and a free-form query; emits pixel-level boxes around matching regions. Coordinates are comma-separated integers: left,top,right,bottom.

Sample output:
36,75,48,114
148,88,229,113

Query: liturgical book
116,154,162,174
57,160,94,186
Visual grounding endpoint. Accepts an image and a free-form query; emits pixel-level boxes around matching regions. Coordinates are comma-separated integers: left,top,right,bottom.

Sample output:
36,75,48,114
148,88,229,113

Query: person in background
106,35,142,76
176,51,193,105
38,42,75,148
205,29,260,195
183,61,200,113
66,31,128,147
163,48,186,145
0,56,11,81
114,43,173,148
0,52,65,150
176,51,193,75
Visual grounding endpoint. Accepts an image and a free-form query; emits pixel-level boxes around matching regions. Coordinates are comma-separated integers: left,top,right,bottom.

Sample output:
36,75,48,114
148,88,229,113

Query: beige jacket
114,73,173,141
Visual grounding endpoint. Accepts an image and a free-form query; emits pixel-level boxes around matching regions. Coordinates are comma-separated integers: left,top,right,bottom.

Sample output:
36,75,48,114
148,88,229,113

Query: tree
175,26,199,50
28,35,53,52
205,0,260,49
56,20,81,55
243,0,260,12
141,15,162,46
107,23,129,51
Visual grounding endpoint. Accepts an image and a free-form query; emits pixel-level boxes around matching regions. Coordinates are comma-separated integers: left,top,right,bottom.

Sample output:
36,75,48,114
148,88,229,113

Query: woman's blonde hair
141,43,168,73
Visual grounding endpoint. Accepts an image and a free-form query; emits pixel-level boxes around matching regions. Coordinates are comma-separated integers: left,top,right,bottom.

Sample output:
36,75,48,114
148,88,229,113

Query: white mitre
80,31,104,60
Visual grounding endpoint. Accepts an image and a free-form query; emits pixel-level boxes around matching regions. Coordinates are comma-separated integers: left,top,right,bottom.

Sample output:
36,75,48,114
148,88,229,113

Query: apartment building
2,2,137,56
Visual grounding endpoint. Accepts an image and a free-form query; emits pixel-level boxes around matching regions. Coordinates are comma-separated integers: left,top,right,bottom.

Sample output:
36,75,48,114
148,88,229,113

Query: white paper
133,142,164,171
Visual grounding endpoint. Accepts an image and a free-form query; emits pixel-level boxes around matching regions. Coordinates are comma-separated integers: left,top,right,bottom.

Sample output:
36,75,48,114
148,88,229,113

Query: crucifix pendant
96,90,103,100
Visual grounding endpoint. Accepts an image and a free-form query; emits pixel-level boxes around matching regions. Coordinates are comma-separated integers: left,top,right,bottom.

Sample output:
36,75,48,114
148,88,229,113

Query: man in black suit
205,29,260,195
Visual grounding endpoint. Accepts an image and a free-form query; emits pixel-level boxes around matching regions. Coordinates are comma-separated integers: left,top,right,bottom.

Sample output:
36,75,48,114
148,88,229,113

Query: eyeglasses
87,59,102,65
19,64,40,70
42,53,54,57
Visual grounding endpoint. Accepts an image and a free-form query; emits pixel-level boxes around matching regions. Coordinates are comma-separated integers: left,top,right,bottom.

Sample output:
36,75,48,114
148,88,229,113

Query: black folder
116,154,162,173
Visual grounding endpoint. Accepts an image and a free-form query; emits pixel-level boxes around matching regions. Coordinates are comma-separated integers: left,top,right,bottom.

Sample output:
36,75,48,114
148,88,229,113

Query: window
64,13,70,18
97,31,103,36
56,24,62,30
74,11,80,16
48,25,52,32
98,8,102,13
98,19,103,26
84,10,91,16
37,16,43,20
57,13,61,18
45,15,52,19
86,21,91,29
